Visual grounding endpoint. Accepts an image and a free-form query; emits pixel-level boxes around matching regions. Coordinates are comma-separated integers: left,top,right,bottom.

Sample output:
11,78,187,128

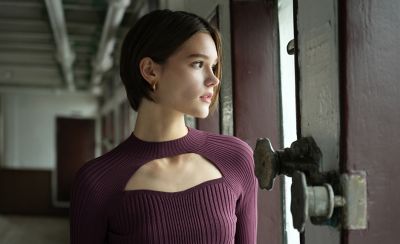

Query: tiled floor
0,215,69,244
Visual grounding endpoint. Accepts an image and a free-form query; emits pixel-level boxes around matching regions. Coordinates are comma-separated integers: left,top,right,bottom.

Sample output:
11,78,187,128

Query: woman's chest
107,181,238,244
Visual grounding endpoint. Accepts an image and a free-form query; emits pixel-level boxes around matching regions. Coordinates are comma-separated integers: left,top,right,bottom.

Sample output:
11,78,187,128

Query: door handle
254,137,324,190
254,137,367,232
291,170,345,232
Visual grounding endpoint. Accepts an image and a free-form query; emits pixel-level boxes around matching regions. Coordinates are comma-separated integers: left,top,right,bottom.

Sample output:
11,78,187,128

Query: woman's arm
235,174,258,243
70,166,108,244
234,141,259,244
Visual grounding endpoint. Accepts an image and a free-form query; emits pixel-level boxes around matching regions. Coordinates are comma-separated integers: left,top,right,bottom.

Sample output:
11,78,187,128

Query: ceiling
0,0,154,94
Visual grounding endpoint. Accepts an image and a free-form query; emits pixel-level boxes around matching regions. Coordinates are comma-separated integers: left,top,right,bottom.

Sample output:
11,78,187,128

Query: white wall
2,91,97,170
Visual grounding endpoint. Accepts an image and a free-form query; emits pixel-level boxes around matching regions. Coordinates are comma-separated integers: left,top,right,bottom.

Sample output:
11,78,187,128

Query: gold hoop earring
152,82,157,91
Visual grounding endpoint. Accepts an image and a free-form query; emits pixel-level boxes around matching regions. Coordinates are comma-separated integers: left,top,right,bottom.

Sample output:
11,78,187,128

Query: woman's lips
200,93,213,103
200,96,212,103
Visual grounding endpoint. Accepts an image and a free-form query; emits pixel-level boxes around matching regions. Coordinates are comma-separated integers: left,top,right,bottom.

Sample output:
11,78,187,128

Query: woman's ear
139,57,160,86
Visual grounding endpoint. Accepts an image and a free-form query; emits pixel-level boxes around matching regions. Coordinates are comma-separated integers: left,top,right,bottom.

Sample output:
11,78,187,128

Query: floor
0,215,69,244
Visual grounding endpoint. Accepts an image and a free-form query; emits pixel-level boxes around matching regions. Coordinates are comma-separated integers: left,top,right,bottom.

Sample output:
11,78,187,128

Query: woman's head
120,9,222,116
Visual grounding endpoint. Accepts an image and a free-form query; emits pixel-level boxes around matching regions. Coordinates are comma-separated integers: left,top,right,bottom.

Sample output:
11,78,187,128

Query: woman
70,9,258,244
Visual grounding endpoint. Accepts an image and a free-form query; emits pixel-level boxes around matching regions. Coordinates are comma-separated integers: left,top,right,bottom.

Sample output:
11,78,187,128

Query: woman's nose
205,72,220,87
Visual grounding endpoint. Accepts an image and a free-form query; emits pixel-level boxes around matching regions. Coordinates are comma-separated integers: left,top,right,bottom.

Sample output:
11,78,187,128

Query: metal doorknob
291,171,346,232
254,137,322,190
254,138,278,190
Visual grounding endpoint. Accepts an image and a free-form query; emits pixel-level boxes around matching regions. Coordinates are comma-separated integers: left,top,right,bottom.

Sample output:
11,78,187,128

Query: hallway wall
1,92,97,169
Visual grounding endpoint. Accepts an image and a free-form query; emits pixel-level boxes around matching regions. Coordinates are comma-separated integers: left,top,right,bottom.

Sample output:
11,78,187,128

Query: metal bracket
341,171,367,230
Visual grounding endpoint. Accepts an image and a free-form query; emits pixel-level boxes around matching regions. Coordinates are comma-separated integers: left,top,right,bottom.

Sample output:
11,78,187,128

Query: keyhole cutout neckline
124,126,225,195
123,152,224,194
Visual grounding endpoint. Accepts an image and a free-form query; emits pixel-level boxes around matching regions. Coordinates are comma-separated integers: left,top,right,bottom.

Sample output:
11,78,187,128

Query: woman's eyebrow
187,53,209,59
186,53,218,63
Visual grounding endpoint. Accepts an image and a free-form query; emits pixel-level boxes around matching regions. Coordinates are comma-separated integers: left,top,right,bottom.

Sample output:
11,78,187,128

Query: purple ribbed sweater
70,126,258,244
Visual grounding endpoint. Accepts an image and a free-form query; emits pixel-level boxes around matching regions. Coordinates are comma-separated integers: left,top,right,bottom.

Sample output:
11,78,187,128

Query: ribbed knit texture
70,126,258,244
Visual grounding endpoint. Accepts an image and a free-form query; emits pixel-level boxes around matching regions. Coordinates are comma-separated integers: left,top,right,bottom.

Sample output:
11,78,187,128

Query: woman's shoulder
202,130,254,157
201,130,257,193
198,130,255,174
72,156,109,195
72,142,128,192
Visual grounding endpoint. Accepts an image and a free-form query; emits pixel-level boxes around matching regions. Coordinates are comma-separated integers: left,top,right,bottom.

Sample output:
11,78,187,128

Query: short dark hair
119,9,222,114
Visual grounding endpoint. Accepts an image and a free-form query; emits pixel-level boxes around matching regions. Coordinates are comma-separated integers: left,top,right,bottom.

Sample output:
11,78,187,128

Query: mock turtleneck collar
126,126,207,159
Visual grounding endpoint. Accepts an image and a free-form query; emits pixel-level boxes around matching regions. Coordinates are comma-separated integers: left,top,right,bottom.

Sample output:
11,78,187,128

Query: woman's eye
192,61,204,69
212,65,217,74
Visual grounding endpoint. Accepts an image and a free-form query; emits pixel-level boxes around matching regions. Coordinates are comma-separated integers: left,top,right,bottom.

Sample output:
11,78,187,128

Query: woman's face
155,32,219,119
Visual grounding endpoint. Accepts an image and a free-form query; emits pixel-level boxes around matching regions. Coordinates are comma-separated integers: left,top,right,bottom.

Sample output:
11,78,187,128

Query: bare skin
124,32,222,192
124,153,222,192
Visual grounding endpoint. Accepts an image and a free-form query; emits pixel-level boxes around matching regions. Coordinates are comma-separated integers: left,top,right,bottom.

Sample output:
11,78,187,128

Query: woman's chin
190,109,210,119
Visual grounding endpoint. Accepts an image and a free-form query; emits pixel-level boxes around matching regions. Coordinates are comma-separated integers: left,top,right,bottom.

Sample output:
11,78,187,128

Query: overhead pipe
90,0,131,94
44,0,76,91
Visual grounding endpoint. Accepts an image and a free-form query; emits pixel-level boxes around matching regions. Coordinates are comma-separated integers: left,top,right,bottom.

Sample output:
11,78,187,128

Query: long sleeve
234,141,258,244
70,165,108,244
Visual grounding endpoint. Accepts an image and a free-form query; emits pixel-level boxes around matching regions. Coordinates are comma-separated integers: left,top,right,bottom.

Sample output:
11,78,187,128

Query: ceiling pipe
44,0,76,91
90,0,130,94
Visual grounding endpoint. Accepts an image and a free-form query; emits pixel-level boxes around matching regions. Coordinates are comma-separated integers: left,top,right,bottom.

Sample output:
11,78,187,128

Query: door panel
294,0,400,243
56,117,95,205
295,0,340,243
341,0,400,243
231,1,282,244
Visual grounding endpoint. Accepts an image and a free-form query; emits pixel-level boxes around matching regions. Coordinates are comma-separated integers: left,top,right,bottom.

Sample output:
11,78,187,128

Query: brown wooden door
56,117,95,203
294,0,400,243
340,0,400,243
231,1,283,244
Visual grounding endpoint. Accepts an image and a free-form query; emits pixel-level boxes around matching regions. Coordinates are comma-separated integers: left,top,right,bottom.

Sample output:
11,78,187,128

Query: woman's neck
133,101,188,142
